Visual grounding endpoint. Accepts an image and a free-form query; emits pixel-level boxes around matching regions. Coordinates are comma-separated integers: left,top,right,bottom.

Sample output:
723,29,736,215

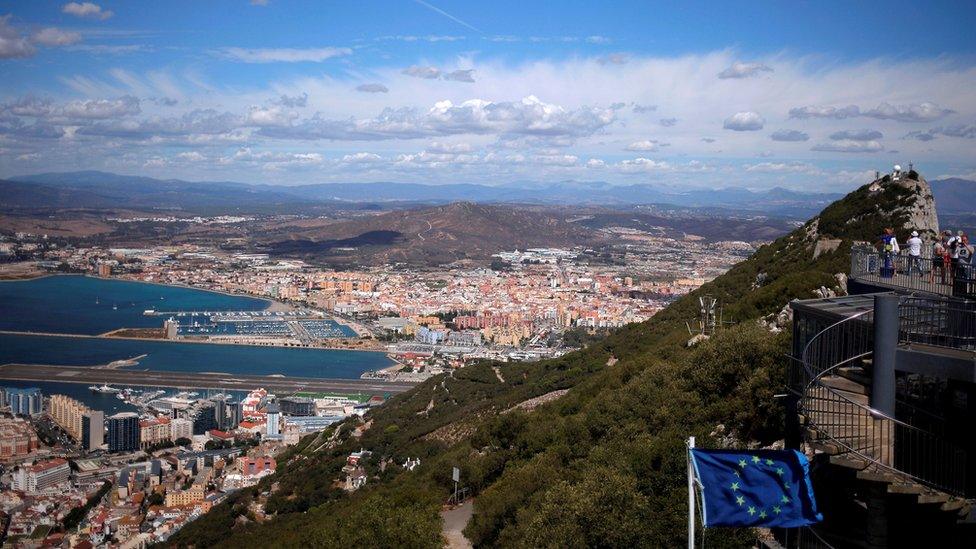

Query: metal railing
850,245,976,299
898,296,976,351
794,308,968,496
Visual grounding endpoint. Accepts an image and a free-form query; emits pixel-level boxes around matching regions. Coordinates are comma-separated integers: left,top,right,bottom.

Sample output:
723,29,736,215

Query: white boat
90,384,122,394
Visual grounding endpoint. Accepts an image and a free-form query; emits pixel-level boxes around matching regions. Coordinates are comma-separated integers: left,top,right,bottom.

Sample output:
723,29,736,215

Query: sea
0,275,391,410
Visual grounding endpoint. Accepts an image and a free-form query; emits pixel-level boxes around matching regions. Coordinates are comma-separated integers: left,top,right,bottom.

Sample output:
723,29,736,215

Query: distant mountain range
2,170,972,217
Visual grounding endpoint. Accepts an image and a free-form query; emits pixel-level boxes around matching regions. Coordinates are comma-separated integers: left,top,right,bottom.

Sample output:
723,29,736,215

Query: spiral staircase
791,305,973,546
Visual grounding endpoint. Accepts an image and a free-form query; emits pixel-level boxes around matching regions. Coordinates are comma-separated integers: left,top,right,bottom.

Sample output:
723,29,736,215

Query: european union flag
690,448,822,528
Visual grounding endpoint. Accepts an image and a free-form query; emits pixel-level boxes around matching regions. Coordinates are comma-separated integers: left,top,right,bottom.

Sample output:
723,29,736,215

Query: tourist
906,230,923,276
931,239,950,285
877,228,899,278
947,230,964,278
959,235,974,278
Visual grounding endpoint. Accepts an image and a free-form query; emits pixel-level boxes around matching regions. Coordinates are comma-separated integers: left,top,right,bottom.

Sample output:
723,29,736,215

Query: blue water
0,334,390,378
0,275,269,335
1,380,140,415
0,275,390,379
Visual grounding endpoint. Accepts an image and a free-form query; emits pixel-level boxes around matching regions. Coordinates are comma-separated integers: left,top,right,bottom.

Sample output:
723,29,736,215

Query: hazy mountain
930,178,976,214
3,171,844,216
262,201,598,266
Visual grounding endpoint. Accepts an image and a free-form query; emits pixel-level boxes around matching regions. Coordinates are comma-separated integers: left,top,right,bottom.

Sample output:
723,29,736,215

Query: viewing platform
849,244,975,300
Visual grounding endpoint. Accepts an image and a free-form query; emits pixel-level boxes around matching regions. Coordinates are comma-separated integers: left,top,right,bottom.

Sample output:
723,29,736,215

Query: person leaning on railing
931,239,950,285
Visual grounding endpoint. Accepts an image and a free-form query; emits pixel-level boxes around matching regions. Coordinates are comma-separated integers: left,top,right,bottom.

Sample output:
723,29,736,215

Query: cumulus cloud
176,151,206,162
659,117,677,127
632,104,656,114
770,129,809,142
789,105,860,119
356,83,389,93
246,105,298,127
905,124,976,141
829,129,883,141
219,46,351,63
442,69,475,83
861,101,954,123
586,158,605,168
3,95,141,121
31,28,82,47
402,66,442,79
223,147,323,166
274,93,308,108
62,2,114,20
78,109,242,138
701,137,716,143
789,102,953,123
259,95,615,141
618,157,670,173
811,140,884,153
0,16,36,59
402,66,475,82
745,162,818,173
718,62,773,79
723,111,764,131
341,152,382,163
426,141,473,153
625,139,666,152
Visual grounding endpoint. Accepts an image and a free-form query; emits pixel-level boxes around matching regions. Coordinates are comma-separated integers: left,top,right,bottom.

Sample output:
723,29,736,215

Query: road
0,363,418,394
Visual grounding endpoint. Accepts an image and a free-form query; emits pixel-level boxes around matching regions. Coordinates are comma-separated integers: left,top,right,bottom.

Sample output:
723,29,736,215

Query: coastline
0,330,391,355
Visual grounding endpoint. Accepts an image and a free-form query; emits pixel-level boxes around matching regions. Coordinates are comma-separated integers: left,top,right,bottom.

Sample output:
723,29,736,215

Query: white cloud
586,158,605,168
62,2,114,20
744,162,818,173
259,95,615,141
789,105,860,119
0,16,35,59
342,152,382,163
442,69,475,83
618,157,670,173
356,83,389,93
402,66,442,79
625,139,665,152
718,62,773,79
246,105,298,127
811,140,884,153
723,111,764,131
770,129,809,142
862,102,954,123
176,151,206,162
31,28,82,47
219,46,351,63
829,129,882,141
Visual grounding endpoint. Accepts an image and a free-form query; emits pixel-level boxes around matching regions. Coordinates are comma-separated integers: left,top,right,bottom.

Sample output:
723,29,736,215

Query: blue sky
1,1,975,190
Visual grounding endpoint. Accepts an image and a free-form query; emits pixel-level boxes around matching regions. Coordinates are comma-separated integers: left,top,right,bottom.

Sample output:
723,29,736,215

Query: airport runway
0,363,419,394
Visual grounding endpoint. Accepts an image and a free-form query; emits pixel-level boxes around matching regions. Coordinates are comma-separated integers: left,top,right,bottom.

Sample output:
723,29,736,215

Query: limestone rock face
892,175,940,238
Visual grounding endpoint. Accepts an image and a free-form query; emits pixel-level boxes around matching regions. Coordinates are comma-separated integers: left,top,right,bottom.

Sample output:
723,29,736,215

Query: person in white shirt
906,230,923,276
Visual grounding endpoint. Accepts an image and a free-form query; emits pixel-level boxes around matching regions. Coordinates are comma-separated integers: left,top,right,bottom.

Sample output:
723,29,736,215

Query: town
1,227,757,374
1,384,380,546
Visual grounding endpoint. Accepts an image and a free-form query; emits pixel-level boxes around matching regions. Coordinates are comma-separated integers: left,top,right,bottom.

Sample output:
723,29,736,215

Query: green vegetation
166,181,914,548
61,481,111,531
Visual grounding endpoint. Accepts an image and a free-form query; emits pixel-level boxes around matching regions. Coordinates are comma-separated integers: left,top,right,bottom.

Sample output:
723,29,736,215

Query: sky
1,1,975,191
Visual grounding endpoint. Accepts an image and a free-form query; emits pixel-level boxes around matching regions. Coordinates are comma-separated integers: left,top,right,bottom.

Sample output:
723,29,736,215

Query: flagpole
688,436,695,549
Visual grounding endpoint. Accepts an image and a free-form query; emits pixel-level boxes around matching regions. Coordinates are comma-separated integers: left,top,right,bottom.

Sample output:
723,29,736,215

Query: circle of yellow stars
728,455,792,522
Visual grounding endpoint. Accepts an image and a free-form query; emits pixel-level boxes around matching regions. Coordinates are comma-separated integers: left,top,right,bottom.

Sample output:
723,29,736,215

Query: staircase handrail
798,309,967,495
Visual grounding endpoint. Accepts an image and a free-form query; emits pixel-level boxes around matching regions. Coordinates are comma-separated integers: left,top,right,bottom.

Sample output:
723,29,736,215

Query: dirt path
441,501,474,549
